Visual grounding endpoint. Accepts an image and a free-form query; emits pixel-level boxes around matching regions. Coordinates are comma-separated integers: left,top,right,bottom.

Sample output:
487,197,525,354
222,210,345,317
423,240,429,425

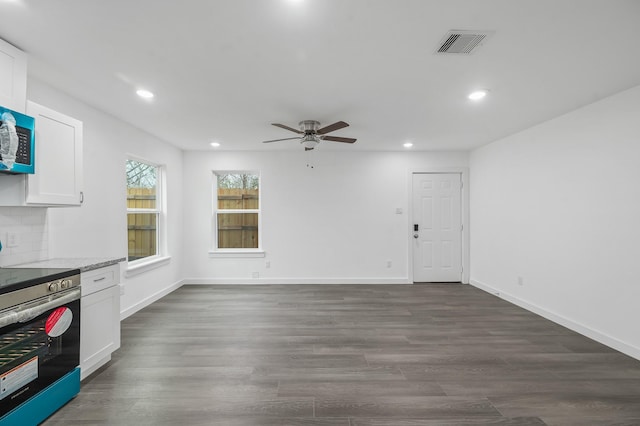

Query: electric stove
0,266,82,424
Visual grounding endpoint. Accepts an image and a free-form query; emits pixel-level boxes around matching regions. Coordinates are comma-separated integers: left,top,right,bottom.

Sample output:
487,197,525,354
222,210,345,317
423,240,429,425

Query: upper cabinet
25,101,83,206
0,39,84,207
0,38,27,113
0,102,84,207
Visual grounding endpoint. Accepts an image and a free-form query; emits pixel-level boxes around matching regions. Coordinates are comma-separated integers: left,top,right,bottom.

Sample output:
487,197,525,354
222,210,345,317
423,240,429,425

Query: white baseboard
470,279,640,361
120,279,184,320
182,277,411,285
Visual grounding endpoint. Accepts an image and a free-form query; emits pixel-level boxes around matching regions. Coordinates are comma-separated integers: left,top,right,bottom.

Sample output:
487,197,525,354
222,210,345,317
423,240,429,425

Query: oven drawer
81,264,120,296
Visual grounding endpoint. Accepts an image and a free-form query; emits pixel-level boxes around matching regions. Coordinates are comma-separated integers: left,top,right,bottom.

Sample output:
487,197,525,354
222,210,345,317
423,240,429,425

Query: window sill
125,255,171,277
208,250,265,258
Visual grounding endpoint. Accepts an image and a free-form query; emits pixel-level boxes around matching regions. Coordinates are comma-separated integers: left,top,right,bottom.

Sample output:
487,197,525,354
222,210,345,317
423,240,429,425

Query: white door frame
408,168,469,284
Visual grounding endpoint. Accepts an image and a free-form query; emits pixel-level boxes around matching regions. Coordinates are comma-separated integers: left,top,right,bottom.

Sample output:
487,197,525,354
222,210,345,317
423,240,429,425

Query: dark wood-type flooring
45,284,640,425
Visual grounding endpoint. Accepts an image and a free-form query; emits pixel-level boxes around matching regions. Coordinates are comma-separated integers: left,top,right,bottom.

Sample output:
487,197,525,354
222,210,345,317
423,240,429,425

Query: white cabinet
0,101,83,206
25,101,83,205
0,39,83,207
80,264,121,380
0,38,27,113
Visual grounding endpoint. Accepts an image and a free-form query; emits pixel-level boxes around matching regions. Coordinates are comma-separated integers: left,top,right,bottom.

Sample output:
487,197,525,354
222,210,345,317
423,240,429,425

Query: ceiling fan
262,120,357,151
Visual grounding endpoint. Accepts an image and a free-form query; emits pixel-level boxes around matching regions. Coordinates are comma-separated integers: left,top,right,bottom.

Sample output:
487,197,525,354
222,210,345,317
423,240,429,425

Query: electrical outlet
6,232,19,248
517,276,524,286
386,260,392,268
252,272,259,279
265,261,271,269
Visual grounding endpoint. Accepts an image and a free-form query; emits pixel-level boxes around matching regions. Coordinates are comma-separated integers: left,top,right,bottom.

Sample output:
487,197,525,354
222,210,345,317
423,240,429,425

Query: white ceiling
1,0,640,152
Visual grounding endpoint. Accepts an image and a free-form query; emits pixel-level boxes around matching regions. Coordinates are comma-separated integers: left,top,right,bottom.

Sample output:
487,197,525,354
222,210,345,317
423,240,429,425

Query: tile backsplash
0,207,49,267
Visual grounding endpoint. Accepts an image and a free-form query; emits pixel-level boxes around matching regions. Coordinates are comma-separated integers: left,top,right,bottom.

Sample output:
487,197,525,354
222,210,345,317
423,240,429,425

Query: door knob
413,234,419,238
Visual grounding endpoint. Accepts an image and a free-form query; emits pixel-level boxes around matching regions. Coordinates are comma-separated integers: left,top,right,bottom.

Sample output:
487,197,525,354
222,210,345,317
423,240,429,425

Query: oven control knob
61,279,72,289
48,282,59,292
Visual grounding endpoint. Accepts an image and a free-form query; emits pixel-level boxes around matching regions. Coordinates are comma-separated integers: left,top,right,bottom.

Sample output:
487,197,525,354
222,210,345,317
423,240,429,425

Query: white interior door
412,173,462,282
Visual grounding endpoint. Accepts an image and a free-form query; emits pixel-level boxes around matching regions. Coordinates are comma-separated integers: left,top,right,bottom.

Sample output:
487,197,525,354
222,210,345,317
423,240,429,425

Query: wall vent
435,30,494,55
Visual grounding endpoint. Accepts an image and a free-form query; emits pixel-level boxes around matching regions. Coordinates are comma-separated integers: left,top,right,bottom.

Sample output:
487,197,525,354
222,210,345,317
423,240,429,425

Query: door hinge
461,224,463,231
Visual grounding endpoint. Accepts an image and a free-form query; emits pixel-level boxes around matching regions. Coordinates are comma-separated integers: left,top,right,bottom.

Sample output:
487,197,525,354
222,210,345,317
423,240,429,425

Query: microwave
0,105,35,174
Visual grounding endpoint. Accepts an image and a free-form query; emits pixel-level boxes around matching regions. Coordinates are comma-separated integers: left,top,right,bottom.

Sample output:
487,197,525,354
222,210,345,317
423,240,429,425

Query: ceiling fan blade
321,135,357,143
317,121,349,135
271,123,303,134
262,137,301,143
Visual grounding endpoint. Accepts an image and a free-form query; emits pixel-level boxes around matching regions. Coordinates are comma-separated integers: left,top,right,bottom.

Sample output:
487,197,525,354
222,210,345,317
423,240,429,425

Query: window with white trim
213,171,260,251
126,158,164,263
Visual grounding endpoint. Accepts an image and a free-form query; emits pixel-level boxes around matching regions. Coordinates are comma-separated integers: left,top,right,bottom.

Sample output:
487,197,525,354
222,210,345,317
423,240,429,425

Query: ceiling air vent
435,30,494,55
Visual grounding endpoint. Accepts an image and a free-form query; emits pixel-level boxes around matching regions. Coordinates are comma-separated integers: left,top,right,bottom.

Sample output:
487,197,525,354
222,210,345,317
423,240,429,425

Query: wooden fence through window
127,187,157,260
217,188,259,248
127,187,259,257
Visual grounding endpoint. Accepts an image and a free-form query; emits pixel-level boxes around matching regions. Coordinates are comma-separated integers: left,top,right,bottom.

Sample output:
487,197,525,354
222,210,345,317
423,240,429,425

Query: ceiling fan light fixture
263,120,355,149
302,134,319,149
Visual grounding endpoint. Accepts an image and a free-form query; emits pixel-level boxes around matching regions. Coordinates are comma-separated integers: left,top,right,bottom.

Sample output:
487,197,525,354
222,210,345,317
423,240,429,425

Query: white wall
470,84,640,358
26,79,184,317
0,207,49,267
182,150,468,283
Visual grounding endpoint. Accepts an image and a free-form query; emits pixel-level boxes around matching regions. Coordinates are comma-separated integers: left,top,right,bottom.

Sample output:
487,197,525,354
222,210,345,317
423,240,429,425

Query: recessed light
210,142,220,148
468,90,488,101
136,89,154,99
403,142,413,148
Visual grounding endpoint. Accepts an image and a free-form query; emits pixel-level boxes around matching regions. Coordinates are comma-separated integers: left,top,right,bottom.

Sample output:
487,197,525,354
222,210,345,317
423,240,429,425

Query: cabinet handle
93,277,106,282
80,191,84,204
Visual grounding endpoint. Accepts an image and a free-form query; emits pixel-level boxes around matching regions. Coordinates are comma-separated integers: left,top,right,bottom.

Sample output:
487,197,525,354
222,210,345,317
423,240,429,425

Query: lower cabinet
80,264,121,380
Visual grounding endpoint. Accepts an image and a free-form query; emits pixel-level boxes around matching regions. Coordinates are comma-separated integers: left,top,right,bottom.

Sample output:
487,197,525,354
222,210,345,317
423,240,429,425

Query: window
126,158,164,263
213,172,261,252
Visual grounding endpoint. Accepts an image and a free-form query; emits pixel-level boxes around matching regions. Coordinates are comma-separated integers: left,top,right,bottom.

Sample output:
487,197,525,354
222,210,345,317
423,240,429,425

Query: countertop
13,257,126,272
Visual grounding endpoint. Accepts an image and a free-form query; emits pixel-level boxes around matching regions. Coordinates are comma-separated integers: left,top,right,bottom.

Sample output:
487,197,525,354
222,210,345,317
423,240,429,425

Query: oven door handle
0,288,81,327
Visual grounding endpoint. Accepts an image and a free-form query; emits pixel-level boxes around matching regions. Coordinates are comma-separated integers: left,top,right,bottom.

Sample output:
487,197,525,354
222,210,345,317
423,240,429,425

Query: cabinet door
25,101,83,206
80,285,121,380
0,38,27,113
